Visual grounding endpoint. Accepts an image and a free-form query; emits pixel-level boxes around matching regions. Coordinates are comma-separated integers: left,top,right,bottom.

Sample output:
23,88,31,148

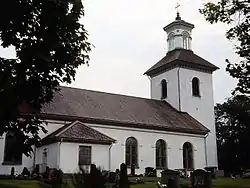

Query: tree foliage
0,0,90,156
200,0,250,94
215,95,250,172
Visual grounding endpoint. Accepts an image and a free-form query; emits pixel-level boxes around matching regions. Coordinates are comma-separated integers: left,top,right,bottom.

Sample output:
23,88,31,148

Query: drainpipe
108,144,113,171
57,138,63,169
204,133,209,167
177,67,181,111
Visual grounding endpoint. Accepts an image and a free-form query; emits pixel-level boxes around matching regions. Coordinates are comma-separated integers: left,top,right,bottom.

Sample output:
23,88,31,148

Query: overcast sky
0,0,239,104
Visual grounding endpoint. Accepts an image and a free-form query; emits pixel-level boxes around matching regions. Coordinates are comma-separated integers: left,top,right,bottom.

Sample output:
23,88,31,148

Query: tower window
161,79,167,99
168,33,175,51
192,77,200,97
183,36,188,49
182,32,190,50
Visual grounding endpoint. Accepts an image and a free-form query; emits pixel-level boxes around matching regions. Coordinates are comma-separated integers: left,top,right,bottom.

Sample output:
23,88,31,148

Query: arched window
125,137,138,167
192,77,200,97
3,132,22,165
156,139,167,169
168,33,175,51
161,79,167,99
182,32,190,50
183,142,194,170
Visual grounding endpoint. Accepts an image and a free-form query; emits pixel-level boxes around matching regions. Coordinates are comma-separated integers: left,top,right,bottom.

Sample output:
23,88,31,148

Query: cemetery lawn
0,180,51,188
1,178,250,188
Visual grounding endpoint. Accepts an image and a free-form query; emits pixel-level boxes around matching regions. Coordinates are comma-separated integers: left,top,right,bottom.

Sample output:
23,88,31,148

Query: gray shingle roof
144,49,219,76
40,86,209,135
41,120,116,145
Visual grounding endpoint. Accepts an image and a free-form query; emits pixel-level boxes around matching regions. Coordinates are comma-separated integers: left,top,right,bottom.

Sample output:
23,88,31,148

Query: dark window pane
4,132,22,164
161,80,167,99
125,137,138,167
183,142,193,169
192,77,200,96
156,140,167,168
79,146,91,165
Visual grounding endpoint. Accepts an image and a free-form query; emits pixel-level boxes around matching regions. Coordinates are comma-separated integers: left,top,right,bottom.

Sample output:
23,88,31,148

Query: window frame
168,33,175,51
182,142,194,170
3,132,22,165
156,139,167,169
161,79,167,99
78,145,92,166
125,137,138,168
192,77,200,97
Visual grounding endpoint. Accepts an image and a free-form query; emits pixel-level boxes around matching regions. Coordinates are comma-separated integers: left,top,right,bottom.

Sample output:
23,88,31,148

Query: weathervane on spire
175,0,181,20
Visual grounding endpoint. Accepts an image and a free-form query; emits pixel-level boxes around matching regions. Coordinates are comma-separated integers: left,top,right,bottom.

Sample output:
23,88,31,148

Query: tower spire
175,0,181,20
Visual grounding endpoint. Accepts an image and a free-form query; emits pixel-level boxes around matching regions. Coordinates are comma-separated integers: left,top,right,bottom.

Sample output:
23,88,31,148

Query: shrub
145,167,156,177
72,164,105,188
135,177,144,184
44,169,64,188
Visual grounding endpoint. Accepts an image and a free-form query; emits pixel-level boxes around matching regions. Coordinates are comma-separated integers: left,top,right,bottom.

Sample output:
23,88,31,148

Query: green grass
131,182,157,188
213,178,250,188
181,178,250,188
0,180,51,188
1,178,250,188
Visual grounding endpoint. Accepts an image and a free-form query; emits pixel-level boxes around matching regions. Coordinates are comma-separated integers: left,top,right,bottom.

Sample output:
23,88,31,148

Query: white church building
0,13,219,176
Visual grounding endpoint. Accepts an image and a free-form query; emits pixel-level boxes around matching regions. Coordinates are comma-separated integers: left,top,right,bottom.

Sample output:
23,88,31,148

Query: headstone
131,164,135,176
119,163,129,188
191,169,212,188
160,169,180,188
204,166,217,179
215,170,224,178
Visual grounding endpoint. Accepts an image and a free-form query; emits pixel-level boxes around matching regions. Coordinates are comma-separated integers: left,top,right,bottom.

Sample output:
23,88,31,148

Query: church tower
144,13,219,168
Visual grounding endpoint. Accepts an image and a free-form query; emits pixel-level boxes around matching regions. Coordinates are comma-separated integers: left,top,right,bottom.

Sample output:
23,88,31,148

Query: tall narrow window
125,137,138,167
192,77,200,97
161,79,167,99
3,132,22,165
156,139,167,169
183,32,190,50
79,146,92,165
183,142,194,170
168,33,175,51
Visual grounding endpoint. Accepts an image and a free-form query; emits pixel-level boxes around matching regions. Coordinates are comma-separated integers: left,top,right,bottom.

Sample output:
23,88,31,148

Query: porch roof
40,120,116,146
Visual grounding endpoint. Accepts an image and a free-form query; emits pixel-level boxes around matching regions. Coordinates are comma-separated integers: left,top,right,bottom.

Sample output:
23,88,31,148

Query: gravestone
160,169,180,188
191,169,212,188
204,166,217,179
119,163,129,188
145,167,156,177
216,170,224,178
131,164,135,176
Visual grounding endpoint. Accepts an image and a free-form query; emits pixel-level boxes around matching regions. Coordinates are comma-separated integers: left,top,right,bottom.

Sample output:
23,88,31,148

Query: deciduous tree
200,0,250,94
0,0,90,156
215,95,250,172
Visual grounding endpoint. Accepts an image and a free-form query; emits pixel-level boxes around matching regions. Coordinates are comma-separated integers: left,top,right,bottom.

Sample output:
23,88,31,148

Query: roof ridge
55,120,81,137
60,85,164,102
61,86,190,115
